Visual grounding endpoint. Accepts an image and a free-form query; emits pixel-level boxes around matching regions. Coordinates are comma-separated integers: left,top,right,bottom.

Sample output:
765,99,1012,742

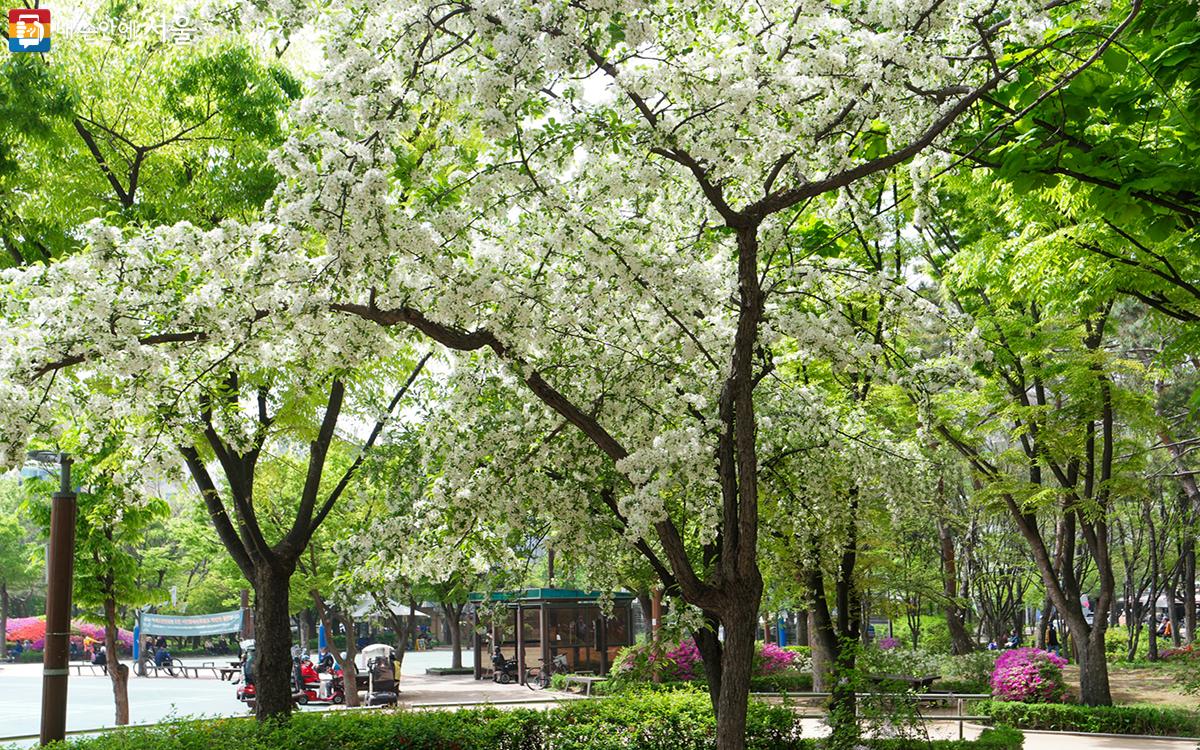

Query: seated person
154,646,172,667
316,647,335,673
299,656,320,686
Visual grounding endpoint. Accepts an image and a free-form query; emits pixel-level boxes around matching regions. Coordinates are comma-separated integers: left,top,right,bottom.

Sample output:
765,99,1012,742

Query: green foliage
26,696,1025,750
22,446,170,623
939,652,1000,689
976,701,1200,738
859,647,942,678
749,672,814,693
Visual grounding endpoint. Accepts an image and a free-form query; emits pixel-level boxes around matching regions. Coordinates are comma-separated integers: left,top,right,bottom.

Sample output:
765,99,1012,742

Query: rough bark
103,597,130,725
252,565,296,718
440,601,465,669
938,518,976,655
693,611,724,713
715,608,758,750
805,569,836,693
1076,625,1112,705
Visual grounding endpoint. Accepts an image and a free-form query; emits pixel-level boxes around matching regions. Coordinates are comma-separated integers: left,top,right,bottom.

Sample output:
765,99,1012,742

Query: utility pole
40,453,76,746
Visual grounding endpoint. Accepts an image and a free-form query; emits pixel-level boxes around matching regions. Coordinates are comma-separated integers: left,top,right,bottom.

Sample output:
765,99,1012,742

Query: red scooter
294,656,345,705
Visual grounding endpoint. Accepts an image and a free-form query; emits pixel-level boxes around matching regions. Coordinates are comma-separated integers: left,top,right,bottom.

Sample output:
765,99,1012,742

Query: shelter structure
469,588,635,683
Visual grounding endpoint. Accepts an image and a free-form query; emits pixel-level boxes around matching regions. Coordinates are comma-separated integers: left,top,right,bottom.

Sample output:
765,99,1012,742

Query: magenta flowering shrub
612,638,799,684
5,616,133,652
990,647,1068,703
877,636,900,651
755,642,798,674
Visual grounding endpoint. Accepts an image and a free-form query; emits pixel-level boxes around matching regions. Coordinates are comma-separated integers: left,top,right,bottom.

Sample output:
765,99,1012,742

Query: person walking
1046,622,1060,656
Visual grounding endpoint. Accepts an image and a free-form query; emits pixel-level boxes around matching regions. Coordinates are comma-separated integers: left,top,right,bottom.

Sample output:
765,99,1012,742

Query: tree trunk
252,565,295,719
0,581,7,659
338,616,360,706
1076,625,1112,706
103,597,130,725
1146,500,1160,662
796,608,809,647
693,611,723,713
938,520,975,655
714,609,757,750
1185,542,1196,645
444,604,464,669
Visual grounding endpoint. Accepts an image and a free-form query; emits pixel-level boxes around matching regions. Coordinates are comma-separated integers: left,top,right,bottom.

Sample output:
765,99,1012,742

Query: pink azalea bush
754,642,799,674
877,636,900,651
613,638,799,683
990,647,1068,703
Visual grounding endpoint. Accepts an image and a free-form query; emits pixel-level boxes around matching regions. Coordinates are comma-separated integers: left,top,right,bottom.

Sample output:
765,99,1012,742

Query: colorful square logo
9,8,51,53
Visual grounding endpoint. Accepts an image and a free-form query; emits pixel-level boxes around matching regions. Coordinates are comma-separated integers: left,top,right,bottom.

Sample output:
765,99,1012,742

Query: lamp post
36,452,75,746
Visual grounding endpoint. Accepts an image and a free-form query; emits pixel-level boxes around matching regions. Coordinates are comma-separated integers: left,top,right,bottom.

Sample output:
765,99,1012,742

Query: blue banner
141,610,243,636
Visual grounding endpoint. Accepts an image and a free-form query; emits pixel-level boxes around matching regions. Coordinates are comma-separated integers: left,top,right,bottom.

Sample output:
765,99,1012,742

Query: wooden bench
560,675,607,697
219,667,240,681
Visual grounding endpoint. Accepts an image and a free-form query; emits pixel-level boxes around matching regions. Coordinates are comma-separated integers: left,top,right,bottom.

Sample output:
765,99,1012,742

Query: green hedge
976,700,1200,738
27,693,1024,750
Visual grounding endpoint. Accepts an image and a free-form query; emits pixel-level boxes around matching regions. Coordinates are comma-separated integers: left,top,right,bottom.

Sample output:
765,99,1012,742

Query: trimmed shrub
976,700,1200,738
990,648,1067,703
28,696,1024,750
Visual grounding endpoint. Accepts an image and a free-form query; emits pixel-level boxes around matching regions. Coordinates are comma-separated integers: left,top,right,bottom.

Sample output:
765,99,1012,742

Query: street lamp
27,451,76,747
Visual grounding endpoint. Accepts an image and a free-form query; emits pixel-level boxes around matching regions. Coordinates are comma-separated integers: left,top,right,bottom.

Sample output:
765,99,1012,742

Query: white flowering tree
273,3,1134,744
0,221,431,716
0,0,1144,744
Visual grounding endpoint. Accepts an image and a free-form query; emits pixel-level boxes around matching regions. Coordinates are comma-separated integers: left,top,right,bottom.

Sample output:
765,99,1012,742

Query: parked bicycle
524,653,569,690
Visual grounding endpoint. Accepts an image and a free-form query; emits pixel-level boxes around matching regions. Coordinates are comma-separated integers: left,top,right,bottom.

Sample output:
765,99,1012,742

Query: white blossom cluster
0,0,1108,585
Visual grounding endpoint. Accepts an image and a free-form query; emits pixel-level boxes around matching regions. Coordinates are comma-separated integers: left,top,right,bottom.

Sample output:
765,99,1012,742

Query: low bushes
31,693,1025,750
976,700,1200,738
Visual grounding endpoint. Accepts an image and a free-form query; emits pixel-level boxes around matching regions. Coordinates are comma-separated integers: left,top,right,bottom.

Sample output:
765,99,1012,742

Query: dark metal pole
40,454,75,747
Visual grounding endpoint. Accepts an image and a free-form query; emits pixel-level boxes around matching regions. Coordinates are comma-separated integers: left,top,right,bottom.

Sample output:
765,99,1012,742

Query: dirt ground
1062,665,1199,708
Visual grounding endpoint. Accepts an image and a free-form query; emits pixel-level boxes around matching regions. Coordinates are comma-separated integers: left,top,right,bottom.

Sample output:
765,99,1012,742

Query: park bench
560,675,607,697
